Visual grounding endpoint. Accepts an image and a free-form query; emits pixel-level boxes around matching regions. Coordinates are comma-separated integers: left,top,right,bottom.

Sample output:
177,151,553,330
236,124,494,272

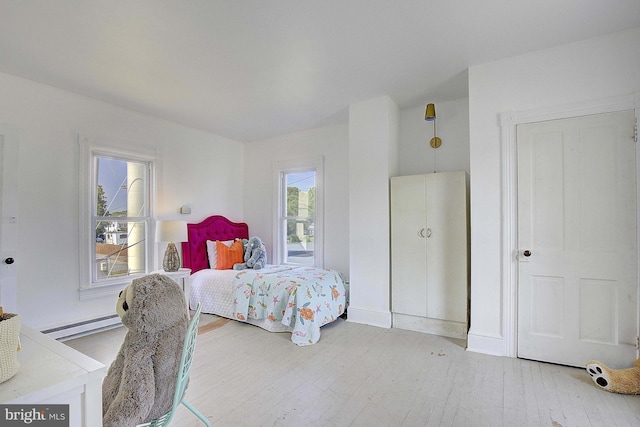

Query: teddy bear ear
116,284,133,319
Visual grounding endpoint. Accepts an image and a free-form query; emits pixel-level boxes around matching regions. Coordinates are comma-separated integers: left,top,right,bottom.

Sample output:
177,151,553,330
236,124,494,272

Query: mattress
189,268,293,333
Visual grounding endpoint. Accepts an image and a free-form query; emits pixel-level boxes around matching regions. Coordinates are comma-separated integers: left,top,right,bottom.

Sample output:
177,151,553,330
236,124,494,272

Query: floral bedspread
232,265,347,346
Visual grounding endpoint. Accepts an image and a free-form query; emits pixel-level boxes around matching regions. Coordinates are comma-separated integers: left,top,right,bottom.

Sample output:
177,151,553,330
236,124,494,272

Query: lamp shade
156,220,188,243
425,103,436,121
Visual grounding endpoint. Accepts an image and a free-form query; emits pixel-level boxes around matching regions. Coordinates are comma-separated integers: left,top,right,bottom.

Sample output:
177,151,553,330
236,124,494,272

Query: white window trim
77,135,156,300
272,156,324,268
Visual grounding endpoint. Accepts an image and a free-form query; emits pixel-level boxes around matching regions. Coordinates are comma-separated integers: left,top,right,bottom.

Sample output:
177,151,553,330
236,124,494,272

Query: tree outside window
284,171,315,265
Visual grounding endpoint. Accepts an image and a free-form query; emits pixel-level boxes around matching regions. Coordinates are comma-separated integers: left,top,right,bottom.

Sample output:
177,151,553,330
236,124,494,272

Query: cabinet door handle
426,228,432,238
418,228,426,238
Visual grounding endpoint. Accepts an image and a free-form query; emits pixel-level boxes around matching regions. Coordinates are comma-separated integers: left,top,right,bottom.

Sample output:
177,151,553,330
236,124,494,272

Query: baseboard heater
41,314,122,341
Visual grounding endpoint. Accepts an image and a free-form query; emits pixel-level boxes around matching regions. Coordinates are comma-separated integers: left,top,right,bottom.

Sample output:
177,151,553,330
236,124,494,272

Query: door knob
517,250,532,262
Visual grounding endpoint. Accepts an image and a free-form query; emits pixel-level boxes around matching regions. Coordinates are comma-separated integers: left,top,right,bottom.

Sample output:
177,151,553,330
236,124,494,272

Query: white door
0,128,19,312
517,110,637,368
391,174,427,316
425,172,468,323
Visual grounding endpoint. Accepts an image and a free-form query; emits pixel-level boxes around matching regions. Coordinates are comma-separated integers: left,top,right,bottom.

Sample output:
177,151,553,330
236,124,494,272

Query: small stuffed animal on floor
102,274,189,427
234,236,266,270
586,358,640,394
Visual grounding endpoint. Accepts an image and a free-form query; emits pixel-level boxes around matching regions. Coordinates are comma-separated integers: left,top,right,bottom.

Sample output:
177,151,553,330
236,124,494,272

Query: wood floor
66,315,640,426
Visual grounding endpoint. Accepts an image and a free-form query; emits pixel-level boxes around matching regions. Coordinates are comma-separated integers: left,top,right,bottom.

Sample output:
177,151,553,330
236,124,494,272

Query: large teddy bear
586,358,640,394
234,236,266,270
102,274,189,427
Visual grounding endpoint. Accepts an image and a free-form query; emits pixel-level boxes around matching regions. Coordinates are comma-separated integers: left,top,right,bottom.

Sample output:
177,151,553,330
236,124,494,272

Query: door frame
0,124,20,312
500,93,640,358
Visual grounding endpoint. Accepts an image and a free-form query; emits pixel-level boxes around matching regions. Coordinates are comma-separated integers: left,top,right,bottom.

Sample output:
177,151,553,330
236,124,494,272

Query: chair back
174,302,202,409
137,302,203,427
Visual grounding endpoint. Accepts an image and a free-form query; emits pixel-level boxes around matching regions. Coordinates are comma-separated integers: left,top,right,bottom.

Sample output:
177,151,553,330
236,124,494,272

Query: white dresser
0,325,105,427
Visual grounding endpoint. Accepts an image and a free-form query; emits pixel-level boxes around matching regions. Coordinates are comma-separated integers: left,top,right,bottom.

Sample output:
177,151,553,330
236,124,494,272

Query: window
79,140,154,297
274,157,323,267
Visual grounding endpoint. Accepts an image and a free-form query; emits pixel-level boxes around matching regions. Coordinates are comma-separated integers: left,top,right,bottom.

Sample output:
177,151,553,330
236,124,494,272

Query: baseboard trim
466,332,506,357
41,314,122,341
347,306,392,328
392,313,467,340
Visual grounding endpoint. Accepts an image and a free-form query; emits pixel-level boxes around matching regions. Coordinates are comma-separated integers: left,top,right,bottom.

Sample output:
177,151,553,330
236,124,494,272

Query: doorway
500,94,640,368
0,127,19,312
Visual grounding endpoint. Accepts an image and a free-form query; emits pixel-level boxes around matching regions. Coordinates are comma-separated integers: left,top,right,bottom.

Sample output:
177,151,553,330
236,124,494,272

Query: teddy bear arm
103,350,156,427
609,365,640,394
587,359,640,394
102,348,126,416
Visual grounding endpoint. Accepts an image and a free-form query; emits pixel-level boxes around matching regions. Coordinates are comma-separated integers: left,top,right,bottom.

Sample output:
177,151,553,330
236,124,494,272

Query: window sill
78,279,136,300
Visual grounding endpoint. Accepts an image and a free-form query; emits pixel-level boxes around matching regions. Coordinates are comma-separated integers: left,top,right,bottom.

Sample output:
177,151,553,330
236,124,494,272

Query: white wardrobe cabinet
390,171,469,340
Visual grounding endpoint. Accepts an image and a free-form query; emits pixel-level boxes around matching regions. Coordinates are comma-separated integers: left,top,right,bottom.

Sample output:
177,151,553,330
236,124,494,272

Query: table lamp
156,220,188,272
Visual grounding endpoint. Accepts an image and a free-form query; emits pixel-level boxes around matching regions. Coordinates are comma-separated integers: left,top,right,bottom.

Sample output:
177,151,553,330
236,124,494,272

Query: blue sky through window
287,171,315,192
97,157,128,214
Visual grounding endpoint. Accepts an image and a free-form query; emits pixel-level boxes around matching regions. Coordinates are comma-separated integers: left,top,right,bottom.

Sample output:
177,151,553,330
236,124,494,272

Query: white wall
0,72,244,331
242,96,469,330
348,96,399,328
467,27,640,355
399,98,470,176
242,124,350,276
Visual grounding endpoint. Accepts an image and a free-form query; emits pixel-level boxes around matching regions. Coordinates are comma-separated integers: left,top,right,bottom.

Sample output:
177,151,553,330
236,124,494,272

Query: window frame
272,157,324,267
78,137,156,299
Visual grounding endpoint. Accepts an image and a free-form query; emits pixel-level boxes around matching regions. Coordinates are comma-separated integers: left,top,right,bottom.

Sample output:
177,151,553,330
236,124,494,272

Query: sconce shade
425,103,436,121
156,220,188,272
156,220,188,243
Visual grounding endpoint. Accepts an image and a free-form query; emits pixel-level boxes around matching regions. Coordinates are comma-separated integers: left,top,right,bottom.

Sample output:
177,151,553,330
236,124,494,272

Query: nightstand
153,268,191,310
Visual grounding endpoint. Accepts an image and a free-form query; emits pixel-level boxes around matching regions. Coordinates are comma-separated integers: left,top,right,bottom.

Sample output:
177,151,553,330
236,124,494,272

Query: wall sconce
156,220,188,272
424,103,442,149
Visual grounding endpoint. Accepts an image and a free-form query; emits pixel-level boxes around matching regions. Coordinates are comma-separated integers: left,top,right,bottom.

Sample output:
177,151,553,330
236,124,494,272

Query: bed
181,215,347,345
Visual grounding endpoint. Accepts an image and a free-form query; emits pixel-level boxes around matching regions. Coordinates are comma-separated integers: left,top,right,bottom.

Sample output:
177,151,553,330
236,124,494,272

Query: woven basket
0,313,21,383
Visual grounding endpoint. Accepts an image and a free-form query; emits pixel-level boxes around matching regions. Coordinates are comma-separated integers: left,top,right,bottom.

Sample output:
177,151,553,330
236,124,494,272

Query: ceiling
1,1,639,142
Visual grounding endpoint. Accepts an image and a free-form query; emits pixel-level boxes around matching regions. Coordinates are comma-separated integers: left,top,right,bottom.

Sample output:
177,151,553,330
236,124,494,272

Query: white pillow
206,239,235,269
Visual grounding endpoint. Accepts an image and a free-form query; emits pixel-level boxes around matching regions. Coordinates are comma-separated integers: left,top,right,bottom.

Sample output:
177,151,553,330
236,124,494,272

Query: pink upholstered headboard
181,215,249,273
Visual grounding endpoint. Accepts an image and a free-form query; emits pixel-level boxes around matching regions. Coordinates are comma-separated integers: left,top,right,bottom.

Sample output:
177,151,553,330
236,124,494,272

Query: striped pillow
216,239,244,269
